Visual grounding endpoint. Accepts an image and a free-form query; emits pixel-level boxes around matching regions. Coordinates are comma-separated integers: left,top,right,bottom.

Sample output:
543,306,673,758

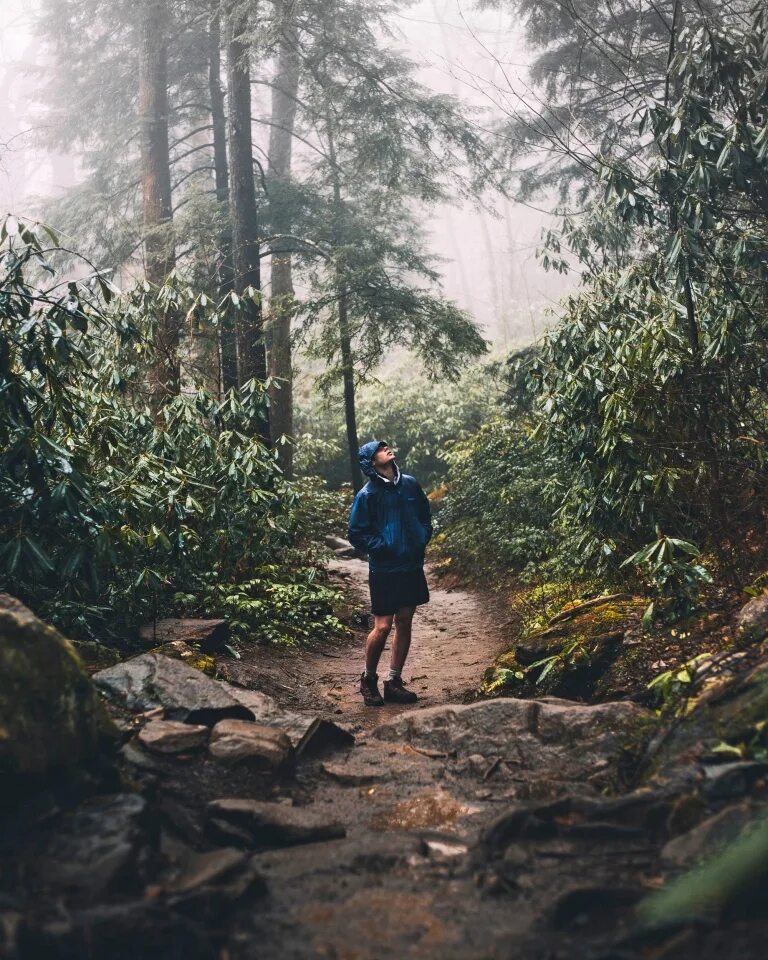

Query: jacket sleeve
348,490,387,555
416,483,433,545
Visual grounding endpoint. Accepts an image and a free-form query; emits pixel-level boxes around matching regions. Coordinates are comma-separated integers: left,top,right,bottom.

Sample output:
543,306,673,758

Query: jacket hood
359,439,396,481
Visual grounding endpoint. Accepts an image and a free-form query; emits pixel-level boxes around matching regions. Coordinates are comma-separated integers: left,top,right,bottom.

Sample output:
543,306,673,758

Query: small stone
209,719,293,771
321,760,384,785
206,798,345,850
735,594,768,643
137,720,209,755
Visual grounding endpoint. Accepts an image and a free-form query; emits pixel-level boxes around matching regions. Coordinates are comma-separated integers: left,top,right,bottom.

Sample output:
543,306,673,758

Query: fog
0,0,573,346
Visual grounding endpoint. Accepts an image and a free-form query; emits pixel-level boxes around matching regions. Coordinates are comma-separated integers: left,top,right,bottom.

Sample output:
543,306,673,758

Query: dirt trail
219,559,670,960
231,557,510,732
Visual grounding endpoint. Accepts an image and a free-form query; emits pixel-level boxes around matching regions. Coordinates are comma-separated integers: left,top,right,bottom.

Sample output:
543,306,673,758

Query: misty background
0,0,573,349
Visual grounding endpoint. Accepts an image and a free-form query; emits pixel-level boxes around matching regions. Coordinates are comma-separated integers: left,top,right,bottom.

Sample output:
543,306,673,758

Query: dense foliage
0,217,345,645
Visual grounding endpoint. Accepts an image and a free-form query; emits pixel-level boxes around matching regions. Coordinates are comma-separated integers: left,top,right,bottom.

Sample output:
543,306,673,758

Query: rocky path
214,559,667,959
8,564,768,960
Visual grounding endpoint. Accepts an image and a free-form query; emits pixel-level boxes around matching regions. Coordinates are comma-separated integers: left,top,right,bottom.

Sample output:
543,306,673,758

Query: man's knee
369,616,393,641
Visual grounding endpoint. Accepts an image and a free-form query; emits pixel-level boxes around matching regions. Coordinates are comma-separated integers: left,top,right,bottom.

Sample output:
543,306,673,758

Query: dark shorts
368,568,430,616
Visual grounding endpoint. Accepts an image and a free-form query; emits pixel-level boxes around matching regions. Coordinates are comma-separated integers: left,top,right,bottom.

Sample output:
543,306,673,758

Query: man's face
372,443,396,467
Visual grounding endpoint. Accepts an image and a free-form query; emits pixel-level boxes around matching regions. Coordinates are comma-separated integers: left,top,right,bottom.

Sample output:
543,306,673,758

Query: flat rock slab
162,845,250,894
373,697,655,795
94,654,254,724
209,719,293,771
207,798,346,850
137,719,209,755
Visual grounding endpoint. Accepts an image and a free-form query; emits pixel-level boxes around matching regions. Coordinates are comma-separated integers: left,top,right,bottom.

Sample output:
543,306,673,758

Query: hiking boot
383,676,418,704
360,672,384,707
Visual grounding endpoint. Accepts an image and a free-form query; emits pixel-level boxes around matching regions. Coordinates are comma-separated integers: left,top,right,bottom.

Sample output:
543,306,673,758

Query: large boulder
0,594,116,784
374,697,656,796
93,653,254,725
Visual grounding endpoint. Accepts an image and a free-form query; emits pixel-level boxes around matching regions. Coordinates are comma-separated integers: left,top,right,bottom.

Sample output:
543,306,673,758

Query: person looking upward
348,440,432,707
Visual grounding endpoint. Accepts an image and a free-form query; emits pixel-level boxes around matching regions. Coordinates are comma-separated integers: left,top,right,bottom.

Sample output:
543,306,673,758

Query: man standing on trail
348,440,432,707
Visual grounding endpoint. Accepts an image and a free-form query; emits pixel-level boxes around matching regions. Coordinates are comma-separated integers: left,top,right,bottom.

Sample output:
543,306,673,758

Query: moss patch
478,595,647,701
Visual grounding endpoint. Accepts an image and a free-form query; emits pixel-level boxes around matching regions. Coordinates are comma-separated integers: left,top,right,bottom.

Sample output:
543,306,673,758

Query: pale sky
0,0,573,344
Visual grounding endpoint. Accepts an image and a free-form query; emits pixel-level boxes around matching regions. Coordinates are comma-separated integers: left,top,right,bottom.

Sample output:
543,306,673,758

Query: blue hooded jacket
347,440,432,573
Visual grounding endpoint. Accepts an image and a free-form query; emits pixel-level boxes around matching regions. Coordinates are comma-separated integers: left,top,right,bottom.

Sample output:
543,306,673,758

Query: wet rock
661,803,758,868
137,720,209,755
0,594,116,785
34,794,152,899
158,837,267,912
219,681,354,756
374,697,655,795
19,900,216,960
147,641,217,676
209,719,293,771
206,798,345,849
735,594,768,643
139,618,229,654
702,761,767,800
93,654,254,724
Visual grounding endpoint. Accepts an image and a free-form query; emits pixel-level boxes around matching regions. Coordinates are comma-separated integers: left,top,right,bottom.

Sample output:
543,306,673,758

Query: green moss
478,595,646,701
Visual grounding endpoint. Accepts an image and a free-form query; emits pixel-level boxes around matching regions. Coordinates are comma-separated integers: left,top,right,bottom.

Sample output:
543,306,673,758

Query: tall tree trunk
138,0,176,401
209,7,238,394
337,271,362,491
225,0,270,443
326,119,362,491
267,1,299,477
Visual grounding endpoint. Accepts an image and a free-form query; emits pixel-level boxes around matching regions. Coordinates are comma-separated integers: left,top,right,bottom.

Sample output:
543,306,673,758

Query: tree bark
267,1,300,477
225,0,269,442
138,0,176,400
208,7,238,394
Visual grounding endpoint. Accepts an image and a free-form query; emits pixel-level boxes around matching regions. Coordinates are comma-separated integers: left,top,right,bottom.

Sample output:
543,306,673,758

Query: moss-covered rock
653,656,768,773
0,594,116,781
479,594,646,701
148,639,217,676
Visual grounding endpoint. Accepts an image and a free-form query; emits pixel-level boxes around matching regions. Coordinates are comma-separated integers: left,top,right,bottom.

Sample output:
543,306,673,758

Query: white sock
388,667,401,681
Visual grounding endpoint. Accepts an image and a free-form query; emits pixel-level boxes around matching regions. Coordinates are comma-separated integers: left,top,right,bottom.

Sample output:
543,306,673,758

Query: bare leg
366,615,393,674
390,606,416,672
